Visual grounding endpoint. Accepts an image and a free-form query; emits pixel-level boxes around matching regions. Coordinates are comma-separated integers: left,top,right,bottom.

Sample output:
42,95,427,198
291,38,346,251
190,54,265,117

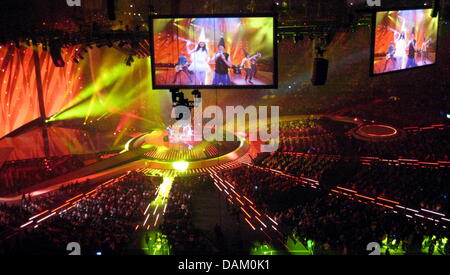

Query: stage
351,124,404,142
0,127,255,202
155,68,274,86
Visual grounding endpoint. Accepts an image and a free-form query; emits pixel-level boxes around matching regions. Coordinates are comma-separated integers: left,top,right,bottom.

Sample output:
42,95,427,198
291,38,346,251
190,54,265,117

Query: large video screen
150,15,277,89
371,8,438,75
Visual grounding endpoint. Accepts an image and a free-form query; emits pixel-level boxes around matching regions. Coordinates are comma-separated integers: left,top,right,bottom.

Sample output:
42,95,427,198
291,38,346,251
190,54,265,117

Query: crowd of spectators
257,153,340,180
0,152,121,197
0,172,155,255
337,95,447,128
281,193,449,255
21,180,100,216
159,176,216,255
279,117,450,162
0,155,85,196
223,164,449,255
221,166,307,214
0,114,449,255
0,203,29,235
0,180,100,236
343,164,450,213
354,129,450,161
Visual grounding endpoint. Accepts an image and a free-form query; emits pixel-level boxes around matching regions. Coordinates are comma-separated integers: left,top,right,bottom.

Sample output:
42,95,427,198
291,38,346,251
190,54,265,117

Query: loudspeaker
311,58,328,86
49,40,65,67
432,0,440,17
107,0,116,21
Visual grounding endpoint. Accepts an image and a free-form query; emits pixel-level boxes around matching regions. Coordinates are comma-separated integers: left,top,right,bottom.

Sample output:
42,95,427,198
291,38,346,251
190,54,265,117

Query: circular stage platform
351,124,404,142
132,129,241,161
128,129,253,176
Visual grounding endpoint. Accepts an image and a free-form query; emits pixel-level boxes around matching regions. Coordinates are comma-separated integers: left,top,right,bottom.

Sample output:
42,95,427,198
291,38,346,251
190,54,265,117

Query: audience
0,172,155,255
1,115,449,255
159,176,216,255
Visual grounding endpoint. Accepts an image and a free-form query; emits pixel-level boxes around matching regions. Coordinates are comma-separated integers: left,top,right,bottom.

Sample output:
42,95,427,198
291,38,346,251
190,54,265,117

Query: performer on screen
240,50,253,84
172,52,193,83
388,16,407,70
383,42,397,72
421,38,432,65
251,56,258,79
212,37,232,85
187,28,211,85
240,50,261,84
406,29,418,69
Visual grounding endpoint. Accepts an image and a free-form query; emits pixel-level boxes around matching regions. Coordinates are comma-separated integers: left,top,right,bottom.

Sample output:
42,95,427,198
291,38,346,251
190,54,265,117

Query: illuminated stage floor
131,129,241,161
127,128,254,177
373,54,436,75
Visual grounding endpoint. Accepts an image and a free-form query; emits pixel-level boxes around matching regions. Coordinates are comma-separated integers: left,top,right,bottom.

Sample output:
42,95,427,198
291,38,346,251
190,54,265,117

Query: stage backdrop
0,44,169,139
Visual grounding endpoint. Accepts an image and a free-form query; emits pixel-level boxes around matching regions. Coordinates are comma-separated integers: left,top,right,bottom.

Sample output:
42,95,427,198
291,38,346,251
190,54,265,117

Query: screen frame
149,13,278,90
369,7,440,77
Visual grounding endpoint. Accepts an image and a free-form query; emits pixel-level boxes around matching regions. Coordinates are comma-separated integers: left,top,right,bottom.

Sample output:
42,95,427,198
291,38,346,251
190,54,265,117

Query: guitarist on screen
172,52,193,84
240,49,262,84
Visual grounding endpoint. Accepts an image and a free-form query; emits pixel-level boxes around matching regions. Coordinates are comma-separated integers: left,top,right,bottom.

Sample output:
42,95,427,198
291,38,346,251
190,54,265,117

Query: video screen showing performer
151,16,275,88
372,9,438,75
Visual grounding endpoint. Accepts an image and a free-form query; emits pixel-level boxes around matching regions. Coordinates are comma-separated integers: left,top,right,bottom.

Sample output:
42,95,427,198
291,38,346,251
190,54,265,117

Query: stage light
49,40,65,67
293,33,303,44
172,161,189,172
107,0,116,20
432,0,440,17
281,1,288,12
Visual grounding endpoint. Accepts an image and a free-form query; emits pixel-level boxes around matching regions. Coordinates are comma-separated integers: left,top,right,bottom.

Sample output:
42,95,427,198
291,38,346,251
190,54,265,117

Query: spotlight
107,0,116,21
432,0,440,17
316,46,326,57
272,2,280,13
172,161,189,172
280,1,288,13
293,33,303,44
49,40,65,67
149,5,157,16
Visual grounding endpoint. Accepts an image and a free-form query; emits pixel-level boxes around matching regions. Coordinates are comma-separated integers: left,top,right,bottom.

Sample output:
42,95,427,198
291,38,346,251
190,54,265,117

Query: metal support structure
32,46,50,157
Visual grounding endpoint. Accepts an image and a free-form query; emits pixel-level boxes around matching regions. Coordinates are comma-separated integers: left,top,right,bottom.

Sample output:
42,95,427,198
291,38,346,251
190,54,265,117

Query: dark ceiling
0,0,446,47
